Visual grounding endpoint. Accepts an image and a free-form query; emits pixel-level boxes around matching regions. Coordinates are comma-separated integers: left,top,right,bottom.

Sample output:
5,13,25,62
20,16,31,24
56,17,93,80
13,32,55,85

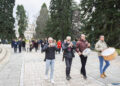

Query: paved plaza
0,45,120,86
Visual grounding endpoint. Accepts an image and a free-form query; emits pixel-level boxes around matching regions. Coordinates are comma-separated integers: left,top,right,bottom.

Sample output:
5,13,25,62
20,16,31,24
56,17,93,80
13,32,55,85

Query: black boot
68,75,72,79
66,76,70,80
83,76,87,80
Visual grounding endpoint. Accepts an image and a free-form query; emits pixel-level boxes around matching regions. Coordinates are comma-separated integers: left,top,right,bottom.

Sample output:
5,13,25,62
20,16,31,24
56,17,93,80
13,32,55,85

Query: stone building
24,24,35,40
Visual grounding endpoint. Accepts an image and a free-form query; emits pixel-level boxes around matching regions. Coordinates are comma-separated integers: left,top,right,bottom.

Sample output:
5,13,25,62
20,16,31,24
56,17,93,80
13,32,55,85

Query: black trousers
58,48,61,53
65,57,73,77
19,46,21,53
14,47,17,53
80,55,88,77
22,47,26,51
35,47,38,52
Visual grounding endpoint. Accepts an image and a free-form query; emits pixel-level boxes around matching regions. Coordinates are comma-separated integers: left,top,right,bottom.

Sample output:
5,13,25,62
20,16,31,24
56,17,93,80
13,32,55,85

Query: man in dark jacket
63,36,76,80
14,39,18,53
18,38,22,53
22,39,26,51
34,40,39,52
11,39,15,48
42,37,58,83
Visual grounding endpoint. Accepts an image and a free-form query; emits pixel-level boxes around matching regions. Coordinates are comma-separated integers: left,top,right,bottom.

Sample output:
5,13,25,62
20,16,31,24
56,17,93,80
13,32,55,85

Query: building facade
24,24,36,40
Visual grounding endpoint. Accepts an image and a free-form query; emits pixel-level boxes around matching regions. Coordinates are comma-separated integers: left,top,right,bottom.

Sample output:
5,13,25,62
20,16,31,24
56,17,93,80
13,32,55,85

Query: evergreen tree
35,3,49,39
71,1,81,39
0,0,16,41
80,0,120,48
16,5,28,38
45,0,73,40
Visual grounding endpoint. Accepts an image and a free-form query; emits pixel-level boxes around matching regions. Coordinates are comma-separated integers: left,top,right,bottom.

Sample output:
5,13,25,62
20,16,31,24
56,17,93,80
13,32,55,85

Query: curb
0,46,11,71
0,48,7,62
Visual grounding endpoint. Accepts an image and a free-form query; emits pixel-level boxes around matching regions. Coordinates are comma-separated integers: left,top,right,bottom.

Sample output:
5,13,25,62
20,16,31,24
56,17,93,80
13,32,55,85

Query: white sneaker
50,79,55,83
45,75,48,80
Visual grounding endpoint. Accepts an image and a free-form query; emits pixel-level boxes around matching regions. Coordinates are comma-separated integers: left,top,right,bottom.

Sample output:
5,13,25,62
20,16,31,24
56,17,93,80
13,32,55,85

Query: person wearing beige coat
95,35,110,78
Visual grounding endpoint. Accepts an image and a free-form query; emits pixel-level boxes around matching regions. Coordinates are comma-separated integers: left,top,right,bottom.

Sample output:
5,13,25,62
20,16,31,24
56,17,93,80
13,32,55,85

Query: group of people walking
11,38,63,54
11,38,39,53
11,38,25,53
42,34,110,83
11,34,110,84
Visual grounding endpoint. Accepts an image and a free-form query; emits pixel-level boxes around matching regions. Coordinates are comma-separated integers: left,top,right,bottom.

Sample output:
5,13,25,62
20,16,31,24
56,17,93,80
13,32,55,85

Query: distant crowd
11,38,77,53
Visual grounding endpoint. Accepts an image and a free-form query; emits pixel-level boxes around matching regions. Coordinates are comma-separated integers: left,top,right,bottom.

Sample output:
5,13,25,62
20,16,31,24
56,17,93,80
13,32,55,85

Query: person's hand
51,45,54,47
49,44,51,47
49,43,54,47
68,42,73,47
78,52,82,56
88,43,90,47
68,44,71,47
70,43,73,47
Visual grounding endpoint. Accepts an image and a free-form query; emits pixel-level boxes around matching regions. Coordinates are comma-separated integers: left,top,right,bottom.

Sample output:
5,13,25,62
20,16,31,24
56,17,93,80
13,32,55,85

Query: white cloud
14,0,80,23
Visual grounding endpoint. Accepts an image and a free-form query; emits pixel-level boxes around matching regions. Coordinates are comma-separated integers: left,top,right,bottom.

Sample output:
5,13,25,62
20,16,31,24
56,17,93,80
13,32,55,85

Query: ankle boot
103,72,107,77
100,74,105,78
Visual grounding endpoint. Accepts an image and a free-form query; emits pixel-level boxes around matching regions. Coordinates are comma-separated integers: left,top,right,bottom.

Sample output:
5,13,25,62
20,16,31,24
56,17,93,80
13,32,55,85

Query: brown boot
103,72,107,77
100,74,105,78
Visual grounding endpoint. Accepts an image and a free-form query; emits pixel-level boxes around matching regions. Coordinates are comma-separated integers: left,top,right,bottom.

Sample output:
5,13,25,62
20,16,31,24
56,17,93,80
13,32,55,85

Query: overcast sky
13,0,80,24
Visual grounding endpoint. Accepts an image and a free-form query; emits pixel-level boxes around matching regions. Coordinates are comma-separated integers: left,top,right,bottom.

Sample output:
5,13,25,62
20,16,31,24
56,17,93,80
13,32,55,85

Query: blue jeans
99,56,110,74
45,59,54,80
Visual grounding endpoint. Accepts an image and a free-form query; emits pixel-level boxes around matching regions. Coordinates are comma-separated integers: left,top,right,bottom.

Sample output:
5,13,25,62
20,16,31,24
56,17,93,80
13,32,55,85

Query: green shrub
116,49,120,55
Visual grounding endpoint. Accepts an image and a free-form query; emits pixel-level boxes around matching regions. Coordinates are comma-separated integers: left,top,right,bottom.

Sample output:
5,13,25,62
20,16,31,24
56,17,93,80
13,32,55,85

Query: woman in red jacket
57,40,62,54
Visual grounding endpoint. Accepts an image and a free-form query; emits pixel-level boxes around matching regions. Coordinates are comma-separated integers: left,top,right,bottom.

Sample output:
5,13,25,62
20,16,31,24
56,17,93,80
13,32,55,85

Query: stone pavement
0,46,120,86
0,45,24,86
23,50,120,86
0,45,11,70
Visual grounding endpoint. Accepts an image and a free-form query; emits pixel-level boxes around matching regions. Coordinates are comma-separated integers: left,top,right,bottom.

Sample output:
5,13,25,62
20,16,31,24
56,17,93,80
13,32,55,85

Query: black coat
14,42,18,48
22,41,26,47
34,42,38,48
63,43,76,59
42,44,58,60
18,41,22,47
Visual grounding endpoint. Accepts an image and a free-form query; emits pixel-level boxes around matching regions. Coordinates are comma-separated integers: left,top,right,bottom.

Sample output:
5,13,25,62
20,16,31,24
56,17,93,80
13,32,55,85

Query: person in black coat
40,39,44,52
42,37,58,83
11,39,15,48
34,40,39,52
63,36,76,80
41,38,48,53
22,39,26,51
30,41,33,52
13,39,18,53
18,38,22,53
